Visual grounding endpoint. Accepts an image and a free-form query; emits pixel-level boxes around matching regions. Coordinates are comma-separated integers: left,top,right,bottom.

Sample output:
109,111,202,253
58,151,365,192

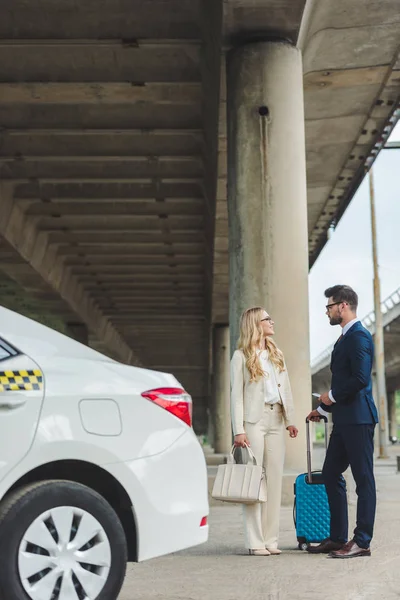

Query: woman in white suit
231,306,298,556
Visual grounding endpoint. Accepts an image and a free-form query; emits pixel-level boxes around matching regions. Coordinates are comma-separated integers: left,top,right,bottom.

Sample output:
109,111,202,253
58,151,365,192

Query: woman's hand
234,433,250,447
286,425,298,438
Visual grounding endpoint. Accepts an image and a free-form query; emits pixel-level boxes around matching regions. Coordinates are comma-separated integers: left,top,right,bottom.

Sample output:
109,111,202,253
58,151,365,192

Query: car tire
0,479,128,600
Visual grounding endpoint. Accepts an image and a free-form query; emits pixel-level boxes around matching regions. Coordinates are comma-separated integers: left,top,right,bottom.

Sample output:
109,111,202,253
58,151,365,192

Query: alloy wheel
18,505,111,600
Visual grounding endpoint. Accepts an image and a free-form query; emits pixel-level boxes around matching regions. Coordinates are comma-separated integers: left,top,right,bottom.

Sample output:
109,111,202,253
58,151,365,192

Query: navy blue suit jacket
319,321,379,425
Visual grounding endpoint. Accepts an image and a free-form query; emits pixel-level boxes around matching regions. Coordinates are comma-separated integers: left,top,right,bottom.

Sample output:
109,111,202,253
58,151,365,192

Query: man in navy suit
307,285,378,558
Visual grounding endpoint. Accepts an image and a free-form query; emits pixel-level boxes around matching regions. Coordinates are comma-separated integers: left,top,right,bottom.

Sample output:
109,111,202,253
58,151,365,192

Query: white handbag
211,445,267,504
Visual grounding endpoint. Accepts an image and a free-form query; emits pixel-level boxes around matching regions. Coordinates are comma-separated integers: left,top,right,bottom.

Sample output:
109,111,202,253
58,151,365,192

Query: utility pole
369,167,389,458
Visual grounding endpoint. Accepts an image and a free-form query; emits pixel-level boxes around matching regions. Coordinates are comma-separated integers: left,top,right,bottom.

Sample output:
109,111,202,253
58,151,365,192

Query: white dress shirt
317,318,360,417
258,350,281,405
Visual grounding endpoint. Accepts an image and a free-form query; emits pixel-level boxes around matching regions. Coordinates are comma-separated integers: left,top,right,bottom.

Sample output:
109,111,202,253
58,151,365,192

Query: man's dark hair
324,285,358,311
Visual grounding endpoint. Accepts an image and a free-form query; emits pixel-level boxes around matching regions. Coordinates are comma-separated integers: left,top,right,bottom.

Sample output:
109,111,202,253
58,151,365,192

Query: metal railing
311,285,400,372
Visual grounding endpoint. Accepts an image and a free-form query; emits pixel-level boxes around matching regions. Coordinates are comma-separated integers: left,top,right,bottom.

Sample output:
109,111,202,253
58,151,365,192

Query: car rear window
0,338,20,362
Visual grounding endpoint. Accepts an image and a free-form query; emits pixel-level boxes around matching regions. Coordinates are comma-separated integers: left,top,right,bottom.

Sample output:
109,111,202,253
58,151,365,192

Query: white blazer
230,349,295,436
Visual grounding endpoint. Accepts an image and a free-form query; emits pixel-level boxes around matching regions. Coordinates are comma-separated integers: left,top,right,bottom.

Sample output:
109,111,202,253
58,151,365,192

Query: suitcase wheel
297,537,309,551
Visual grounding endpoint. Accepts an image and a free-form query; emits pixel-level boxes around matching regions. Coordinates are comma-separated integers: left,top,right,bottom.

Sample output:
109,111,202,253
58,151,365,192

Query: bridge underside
0,0,399,432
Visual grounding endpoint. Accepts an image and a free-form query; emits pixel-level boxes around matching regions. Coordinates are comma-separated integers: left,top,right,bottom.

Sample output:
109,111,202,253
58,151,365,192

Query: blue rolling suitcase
294,416,330,551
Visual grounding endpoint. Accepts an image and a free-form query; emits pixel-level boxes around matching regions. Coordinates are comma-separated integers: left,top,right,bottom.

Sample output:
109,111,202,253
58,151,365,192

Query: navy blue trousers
322,424,376,549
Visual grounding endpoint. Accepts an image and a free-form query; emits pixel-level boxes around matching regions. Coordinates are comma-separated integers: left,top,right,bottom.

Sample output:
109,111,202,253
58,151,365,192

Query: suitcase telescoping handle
305,415,328,483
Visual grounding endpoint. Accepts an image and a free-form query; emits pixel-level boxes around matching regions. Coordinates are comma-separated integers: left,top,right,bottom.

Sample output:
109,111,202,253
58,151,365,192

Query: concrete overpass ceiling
0,0,223,432
212,0,400,323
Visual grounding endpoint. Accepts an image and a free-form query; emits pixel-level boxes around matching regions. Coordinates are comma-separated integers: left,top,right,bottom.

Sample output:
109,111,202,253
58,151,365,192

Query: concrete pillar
66,322,89,346
212,325,232,454
226,40,311,471
388,390,398,440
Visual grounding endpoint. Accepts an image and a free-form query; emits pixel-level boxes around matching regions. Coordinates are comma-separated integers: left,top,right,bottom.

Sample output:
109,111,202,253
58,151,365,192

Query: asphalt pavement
120,447,400,600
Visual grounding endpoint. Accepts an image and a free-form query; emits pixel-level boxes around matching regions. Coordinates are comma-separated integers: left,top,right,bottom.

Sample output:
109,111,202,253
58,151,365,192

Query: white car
0,306,209,600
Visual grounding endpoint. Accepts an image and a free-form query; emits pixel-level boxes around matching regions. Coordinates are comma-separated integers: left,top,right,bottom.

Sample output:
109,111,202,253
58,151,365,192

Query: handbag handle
228,443,257,465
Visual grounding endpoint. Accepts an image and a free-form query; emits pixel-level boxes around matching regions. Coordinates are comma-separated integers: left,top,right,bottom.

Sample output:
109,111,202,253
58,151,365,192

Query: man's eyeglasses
325,301,344,311
261,317,273,322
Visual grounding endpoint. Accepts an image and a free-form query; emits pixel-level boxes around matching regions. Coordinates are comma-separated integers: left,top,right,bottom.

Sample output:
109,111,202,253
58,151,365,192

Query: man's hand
234,433,250,448
307,409,321,422
286,425,298,438
319,392,333,406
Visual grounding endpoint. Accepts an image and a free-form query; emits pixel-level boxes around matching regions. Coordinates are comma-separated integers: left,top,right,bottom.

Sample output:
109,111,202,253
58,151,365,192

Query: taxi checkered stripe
0,369,43,392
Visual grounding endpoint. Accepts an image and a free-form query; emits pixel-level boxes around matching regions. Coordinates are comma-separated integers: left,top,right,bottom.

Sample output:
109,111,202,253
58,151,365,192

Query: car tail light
200,516,208,527
141,387,192,427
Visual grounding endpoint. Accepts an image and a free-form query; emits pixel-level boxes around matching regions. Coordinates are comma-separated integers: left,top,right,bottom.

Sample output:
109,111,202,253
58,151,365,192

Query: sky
309,122,400,361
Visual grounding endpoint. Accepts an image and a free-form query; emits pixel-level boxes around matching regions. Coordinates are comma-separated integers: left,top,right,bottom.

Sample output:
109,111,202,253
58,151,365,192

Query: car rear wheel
0,480,127,600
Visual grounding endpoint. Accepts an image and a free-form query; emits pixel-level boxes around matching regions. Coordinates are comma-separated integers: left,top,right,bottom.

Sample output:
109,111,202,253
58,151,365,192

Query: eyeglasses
261,317,273,323
325,301,344,311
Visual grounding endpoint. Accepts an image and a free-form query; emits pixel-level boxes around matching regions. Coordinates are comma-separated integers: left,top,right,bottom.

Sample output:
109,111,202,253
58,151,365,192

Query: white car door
0,337,45,482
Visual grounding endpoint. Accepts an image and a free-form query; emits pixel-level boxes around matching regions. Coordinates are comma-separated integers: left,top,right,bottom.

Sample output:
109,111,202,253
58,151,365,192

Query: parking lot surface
120,453,400,600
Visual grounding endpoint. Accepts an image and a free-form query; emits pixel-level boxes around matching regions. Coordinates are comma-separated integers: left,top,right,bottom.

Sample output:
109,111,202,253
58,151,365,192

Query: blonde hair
237,306,285,382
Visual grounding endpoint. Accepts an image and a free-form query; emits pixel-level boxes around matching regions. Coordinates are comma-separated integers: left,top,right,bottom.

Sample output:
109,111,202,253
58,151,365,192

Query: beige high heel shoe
248,548,271,556
266,548,282,555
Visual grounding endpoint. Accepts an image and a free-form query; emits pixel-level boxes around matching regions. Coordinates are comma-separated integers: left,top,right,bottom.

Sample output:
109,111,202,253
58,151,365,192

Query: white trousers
243,403,285,549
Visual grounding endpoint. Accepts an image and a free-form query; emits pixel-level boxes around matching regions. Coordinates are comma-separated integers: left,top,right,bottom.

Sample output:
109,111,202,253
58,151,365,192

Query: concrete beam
25,201,204,217
13,177,202,185
211,57,229,325
106,310,204,318
0,1,201,39
0,40,201,83
64,254,202,265
223,0,305,44
96,299,202,306
0,39,200,48
56,244,203,256
0,104,201,130
100,298,206,309
39,215,204,231
0,157,204,180
77,273,203,281
304,65,388,91
0,182,138,365
0,83,201,105
0,156,201,162
0,129,204,157
70,264,203,274
102,299,203,307
15,179,203,201
199,0,223,328
46,232,204,245
88,284,203,292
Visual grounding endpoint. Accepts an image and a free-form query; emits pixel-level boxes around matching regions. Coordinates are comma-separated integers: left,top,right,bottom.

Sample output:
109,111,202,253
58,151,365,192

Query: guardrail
311,285,400,372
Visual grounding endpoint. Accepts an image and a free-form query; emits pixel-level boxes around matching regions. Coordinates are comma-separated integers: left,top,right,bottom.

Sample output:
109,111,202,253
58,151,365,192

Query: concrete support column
66,322,89,346
212,325,232,454
226,41,311,471
388,390,398,440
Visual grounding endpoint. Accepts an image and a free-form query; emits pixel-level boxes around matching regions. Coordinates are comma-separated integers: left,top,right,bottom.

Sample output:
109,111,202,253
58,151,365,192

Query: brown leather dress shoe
307,538,345,554
328,539,371,559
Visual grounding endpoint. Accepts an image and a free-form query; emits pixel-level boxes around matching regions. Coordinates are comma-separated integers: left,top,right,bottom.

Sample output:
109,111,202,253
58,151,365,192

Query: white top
259,350,281,405
341,317,360,336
